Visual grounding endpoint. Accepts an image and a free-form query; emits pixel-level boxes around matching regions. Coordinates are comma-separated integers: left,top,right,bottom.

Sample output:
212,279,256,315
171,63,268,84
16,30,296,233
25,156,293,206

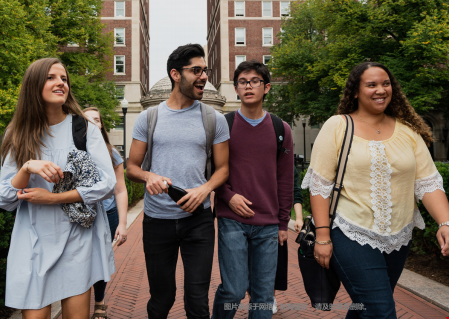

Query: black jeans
143,208,215,319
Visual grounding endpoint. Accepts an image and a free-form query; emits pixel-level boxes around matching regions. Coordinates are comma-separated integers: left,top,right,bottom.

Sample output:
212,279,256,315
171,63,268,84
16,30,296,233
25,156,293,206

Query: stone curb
287,219,449,313
8,199,145,319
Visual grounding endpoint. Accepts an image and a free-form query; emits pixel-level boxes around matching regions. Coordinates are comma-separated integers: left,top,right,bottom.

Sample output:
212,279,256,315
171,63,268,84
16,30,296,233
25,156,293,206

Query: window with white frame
115,1,125,17
280,1,290,16
235,28,246,45
235,55,246,67
115,56,125,74
116,85,125,100
262,1,272,17
235,1,245,17
263,28,273,45
67,41,79,47
114,28,125,45
263,55,272,65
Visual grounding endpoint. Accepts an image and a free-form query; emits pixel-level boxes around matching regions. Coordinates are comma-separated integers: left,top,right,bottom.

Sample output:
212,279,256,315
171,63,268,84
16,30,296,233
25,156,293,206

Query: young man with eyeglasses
212,60,293,319
126,44,229,319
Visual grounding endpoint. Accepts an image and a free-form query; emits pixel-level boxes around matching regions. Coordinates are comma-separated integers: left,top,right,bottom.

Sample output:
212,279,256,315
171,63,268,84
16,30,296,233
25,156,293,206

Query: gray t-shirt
132,100,230,219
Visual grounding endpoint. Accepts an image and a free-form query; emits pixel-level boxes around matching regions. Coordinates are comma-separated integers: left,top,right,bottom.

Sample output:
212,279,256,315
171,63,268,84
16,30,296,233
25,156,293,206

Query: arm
293,166,304,232
421,190,449,256
113,163,128,246
179,141,229,213
126,138,172,195
277,123,294,245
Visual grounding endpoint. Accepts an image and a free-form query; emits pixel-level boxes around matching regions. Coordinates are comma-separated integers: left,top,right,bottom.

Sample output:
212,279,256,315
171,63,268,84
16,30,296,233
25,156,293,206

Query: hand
17,188,56,205
115,223,128,247
23,160,64,184
229,194,254,218
294,218,304,233
145,172,172,195
177,184,211,213
278,230,288,246
314,242,333,269
436,226,449,256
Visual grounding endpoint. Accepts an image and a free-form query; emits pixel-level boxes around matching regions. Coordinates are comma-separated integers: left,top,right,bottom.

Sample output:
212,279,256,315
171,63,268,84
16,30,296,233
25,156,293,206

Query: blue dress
0,114,116,309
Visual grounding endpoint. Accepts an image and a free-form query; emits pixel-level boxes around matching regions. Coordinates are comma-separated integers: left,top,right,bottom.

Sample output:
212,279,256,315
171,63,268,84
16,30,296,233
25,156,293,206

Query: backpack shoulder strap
269,113,287,160
72,114,88,152
141,106,158,172
224,111,236,133
200,102,216,181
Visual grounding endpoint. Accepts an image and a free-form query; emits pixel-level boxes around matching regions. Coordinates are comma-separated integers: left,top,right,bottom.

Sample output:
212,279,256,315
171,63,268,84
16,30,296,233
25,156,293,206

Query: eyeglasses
235,79,265,89
178,67,212,77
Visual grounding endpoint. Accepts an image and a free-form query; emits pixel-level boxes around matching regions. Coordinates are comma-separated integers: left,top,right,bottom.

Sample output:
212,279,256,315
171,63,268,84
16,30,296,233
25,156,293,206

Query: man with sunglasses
212,60,293,319
126,44,229,319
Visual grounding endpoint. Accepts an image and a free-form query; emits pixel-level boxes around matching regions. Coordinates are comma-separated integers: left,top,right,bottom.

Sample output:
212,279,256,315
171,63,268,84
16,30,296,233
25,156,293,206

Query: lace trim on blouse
333,209,425,254
301,167,334,199
414,171,445,201
369,141,393,235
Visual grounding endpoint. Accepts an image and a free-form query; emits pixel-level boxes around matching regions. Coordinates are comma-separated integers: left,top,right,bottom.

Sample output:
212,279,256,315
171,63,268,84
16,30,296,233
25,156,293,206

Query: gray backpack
141,102,217,180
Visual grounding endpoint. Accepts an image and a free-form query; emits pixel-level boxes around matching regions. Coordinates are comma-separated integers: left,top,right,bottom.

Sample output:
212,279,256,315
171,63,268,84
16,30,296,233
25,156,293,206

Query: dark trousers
93,206,119,302
330,227,411,319
143,208,215,319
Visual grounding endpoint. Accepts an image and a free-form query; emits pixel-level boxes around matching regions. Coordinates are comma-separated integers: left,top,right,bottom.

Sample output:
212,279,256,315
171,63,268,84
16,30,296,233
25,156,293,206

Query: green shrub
0,209,15,307
123,170,144,206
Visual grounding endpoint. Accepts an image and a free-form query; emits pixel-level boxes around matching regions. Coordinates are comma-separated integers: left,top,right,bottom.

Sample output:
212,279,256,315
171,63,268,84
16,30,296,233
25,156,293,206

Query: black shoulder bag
296,114,354,311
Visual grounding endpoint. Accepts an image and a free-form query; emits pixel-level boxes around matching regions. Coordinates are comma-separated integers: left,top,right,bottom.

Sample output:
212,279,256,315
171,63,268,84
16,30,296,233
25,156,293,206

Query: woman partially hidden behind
302,62,449,319
0,58,116,319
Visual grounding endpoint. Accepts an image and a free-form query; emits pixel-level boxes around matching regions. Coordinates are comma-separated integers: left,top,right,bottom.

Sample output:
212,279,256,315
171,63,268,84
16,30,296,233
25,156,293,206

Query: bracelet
439,221,449,228
315,239,332,245
315,226,330,230
25,160,32,174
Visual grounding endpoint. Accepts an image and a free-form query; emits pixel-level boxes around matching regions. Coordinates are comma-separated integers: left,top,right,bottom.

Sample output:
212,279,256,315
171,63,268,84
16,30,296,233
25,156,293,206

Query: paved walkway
68,212,449,319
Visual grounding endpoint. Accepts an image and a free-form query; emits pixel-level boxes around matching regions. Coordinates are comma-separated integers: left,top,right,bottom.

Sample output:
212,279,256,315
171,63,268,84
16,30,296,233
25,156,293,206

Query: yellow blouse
302,115,444,253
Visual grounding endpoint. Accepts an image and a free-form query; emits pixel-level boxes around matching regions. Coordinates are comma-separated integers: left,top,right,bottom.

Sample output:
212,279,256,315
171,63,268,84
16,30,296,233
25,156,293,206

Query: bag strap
72,114,87,152
328,114,354,227
200,102,216,181
141,106,158,172
269,113,287,160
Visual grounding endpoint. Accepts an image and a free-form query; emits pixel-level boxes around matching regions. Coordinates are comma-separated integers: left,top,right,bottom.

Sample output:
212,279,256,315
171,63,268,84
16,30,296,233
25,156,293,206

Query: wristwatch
439,221,449,228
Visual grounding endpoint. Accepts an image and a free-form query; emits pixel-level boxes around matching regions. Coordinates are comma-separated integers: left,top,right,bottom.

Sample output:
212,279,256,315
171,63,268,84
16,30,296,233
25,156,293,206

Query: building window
67,41,79,47
116,85,125,100
235,1,245,17
262,1,272,17
235,28,246,45
235,55,246,67
114,56,125,74
263,28,273,46
280,1,290,16
115,145,125,158
237,94,241,101
115,1,125,17
114,28,125,45
263,55,271,65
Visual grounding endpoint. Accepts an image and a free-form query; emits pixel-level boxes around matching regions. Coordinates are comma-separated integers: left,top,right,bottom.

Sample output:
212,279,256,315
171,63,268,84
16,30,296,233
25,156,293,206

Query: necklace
356,112,385,134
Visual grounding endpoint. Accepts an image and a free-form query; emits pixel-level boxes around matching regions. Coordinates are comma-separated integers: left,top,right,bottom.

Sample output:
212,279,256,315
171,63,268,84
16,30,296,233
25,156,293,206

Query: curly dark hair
337,62,433,146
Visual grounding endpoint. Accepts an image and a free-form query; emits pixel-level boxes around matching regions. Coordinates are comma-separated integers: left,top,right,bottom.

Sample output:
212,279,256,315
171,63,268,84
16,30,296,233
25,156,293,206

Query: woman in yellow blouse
302,62,449,318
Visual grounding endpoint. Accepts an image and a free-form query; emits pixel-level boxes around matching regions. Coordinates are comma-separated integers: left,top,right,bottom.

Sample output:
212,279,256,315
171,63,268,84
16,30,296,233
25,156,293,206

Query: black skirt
274,242,288,291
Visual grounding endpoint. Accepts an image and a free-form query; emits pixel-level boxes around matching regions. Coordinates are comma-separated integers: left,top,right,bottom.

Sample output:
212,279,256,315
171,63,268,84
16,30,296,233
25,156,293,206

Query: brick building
100,0,150,158
207,0,292,113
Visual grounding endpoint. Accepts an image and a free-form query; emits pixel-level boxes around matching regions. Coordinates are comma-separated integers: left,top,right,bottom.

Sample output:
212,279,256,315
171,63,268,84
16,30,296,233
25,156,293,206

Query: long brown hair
1,58,88,167
337,62,433,146
83,107,121,168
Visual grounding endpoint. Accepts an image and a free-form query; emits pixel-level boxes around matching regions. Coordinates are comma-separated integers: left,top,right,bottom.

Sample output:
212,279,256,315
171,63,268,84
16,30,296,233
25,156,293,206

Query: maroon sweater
216,112,294,231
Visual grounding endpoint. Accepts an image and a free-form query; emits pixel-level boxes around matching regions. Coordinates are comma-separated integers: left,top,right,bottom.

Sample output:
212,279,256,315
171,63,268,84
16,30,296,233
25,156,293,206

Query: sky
149,0,207,87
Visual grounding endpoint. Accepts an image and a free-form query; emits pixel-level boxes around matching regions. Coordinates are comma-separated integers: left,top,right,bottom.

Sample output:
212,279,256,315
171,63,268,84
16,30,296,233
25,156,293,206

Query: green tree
0,0,57,135
266,0,449,125
49,0,121,129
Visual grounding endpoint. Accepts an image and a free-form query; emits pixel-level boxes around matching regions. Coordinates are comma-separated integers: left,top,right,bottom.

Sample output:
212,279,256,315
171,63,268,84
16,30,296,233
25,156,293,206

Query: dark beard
179,74,203,100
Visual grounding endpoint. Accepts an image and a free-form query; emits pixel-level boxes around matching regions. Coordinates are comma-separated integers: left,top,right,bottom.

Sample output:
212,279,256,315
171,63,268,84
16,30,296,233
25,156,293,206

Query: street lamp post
302,117,306,170
121,98,128,169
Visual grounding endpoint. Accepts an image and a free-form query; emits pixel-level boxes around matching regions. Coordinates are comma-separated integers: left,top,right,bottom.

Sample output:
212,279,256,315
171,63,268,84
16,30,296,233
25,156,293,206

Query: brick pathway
68,212,449,319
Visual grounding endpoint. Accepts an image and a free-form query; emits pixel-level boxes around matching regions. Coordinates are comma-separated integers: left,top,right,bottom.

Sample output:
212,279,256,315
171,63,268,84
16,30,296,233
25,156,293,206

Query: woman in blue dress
0,58,116,318
83,107,128,319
